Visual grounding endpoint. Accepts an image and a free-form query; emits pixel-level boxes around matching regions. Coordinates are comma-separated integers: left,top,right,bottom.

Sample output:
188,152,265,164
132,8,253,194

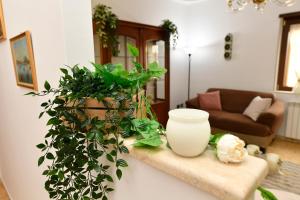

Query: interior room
0,0,300,199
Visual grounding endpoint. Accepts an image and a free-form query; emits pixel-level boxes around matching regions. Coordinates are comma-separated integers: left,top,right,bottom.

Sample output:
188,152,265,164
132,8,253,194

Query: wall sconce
224,33,233,60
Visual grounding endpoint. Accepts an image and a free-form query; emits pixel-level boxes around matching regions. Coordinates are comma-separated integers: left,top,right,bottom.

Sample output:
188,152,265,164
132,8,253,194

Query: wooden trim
10,31,38,91
118,20,163,31
0,0,6,41
280,11,300,19
277,17,300,91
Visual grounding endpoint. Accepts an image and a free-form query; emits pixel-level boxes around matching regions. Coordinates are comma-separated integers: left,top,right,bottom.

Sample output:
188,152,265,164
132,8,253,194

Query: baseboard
275,135,300,144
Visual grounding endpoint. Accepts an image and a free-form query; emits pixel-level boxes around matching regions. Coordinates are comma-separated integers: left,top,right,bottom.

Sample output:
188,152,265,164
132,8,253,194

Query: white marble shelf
123,138,269,200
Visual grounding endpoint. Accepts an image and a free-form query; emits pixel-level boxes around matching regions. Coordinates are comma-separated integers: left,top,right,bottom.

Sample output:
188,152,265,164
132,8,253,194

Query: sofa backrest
207,88,275,113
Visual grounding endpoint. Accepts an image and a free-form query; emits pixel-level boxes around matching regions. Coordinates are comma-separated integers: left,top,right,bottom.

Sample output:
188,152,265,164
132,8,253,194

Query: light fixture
183,47,196,100
226,0,295,11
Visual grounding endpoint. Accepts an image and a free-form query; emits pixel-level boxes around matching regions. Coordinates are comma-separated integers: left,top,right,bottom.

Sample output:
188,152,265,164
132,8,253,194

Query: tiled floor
267,137,300,165
0,181,9,200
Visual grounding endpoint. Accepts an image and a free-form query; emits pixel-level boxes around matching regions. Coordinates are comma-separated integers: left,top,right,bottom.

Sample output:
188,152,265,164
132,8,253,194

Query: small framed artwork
0,0,6,41
10,31,38,90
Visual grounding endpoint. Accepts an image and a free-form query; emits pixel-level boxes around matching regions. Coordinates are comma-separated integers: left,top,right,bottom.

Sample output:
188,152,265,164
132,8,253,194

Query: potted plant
161,19,179,49
28,44,166,200
93,4,119,56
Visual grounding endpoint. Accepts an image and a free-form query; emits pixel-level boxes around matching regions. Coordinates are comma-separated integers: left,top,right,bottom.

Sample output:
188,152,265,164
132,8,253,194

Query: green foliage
208,133,224,149
29,45,166,199
161,19,179,49
257,187,278,200
93,4,119,55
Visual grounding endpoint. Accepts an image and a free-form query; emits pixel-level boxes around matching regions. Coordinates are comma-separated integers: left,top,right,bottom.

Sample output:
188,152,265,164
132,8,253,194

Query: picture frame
10,31,38,90
0,0,6,41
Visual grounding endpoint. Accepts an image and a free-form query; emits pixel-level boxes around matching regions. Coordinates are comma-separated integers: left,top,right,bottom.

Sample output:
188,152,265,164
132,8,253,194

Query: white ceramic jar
166,109,211,157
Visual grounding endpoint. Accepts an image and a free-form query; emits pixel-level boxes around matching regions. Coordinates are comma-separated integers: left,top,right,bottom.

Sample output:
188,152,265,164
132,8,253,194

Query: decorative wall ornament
10,31,38,90
226,0,295,11
224,33,233,60
0,0,6,41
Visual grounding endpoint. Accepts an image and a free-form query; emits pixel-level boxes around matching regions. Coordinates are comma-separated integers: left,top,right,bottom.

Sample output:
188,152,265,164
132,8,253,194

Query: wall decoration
224,33,233,60
10,31,38,90
0,0,6,41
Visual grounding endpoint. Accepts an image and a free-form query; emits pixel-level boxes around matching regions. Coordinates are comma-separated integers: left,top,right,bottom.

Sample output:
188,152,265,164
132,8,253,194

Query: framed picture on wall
10,31,38,90
0,0,6,41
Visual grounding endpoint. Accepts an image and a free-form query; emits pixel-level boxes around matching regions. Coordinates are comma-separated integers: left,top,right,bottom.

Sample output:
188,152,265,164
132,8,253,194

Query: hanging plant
161,19,179,49
93,4,119,55
27,45,166,200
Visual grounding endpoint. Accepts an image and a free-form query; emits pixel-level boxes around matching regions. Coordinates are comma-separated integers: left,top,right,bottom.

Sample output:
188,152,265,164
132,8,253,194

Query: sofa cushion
208,111,272,137
243,96,272,121
198,91,222,111
207,88,274,113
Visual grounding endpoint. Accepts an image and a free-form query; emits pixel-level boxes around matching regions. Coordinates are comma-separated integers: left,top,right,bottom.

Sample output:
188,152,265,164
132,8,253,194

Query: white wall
185,1,300,97
92,0,190,109
0,0,299,199
0,0,93,199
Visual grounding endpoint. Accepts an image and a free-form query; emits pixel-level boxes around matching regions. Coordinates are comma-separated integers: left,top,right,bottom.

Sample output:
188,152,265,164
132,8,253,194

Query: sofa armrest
186,97,200,109
257,100,285,132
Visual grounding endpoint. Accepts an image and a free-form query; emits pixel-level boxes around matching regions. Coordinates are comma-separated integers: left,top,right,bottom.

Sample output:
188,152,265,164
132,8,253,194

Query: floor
0,181,9,200
267,137,300,165
0,138,298,200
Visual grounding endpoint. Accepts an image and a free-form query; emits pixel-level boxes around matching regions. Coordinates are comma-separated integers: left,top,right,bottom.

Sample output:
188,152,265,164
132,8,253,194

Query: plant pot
65,90,146,120
166,109,211,157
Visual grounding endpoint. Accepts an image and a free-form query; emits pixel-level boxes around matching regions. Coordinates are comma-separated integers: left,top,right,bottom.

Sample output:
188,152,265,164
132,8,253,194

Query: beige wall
0,0,94,199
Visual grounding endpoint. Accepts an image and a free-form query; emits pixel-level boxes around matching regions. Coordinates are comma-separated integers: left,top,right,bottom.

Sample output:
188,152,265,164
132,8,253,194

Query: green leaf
106,154,114,162
86,132,95,140
60,68,68,75
134,135,162,148
47,118,60,126
116,169,122,180
127,44,139,57
46,152,55,160
41,102,48,107
38,112,44,119
36,143,46,149
105,175,113,182
58,171,64,181
209,133,224,148
38,156,44,166
116,159,128,167
25,91,37,96
120,146,129,154
257,187,278,200
44,81,51,91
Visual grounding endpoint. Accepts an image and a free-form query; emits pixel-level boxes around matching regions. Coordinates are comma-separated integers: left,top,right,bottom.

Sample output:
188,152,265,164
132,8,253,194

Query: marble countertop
124,138,269,200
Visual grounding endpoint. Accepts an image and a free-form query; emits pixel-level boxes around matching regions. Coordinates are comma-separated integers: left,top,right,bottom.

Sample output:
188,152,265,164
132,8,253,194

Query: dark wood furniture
93,20,170,126
277,12,300,91
186,88,285,148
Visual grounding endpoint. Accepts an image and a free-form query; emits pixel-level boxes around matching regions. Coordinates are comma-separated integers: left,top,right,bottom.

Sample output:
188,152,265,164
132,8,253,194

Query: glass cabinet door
145,40,166,103
111,35,137,70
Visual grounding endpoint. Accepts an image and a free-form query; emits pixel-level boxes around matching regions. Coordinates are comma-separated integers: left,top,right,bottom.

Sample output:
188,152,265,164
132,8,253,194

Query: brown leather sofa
186,88,285,148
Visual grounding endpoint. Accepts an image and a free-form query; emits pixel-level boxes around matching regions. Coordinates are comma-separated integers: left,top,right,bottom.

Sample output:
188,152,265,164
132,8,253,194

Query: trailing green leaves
161,19,179,49
30,44,166,200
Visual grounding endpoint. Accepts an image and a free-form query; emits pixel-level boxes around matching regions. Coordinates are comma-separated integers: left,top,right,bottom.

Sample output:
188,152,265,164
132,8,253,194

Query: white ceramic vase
166,109,211,157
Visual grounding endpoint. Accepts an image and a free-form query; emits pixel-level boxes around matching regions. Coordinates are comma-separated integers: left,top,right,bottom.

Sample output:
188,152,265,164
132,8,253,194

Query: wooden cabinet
93,20,170,126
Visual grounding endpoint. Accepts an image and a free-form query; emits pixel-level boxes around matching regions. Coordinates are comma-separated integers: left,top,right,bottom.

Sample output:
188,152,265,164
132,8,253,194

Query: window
277,12,300,91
